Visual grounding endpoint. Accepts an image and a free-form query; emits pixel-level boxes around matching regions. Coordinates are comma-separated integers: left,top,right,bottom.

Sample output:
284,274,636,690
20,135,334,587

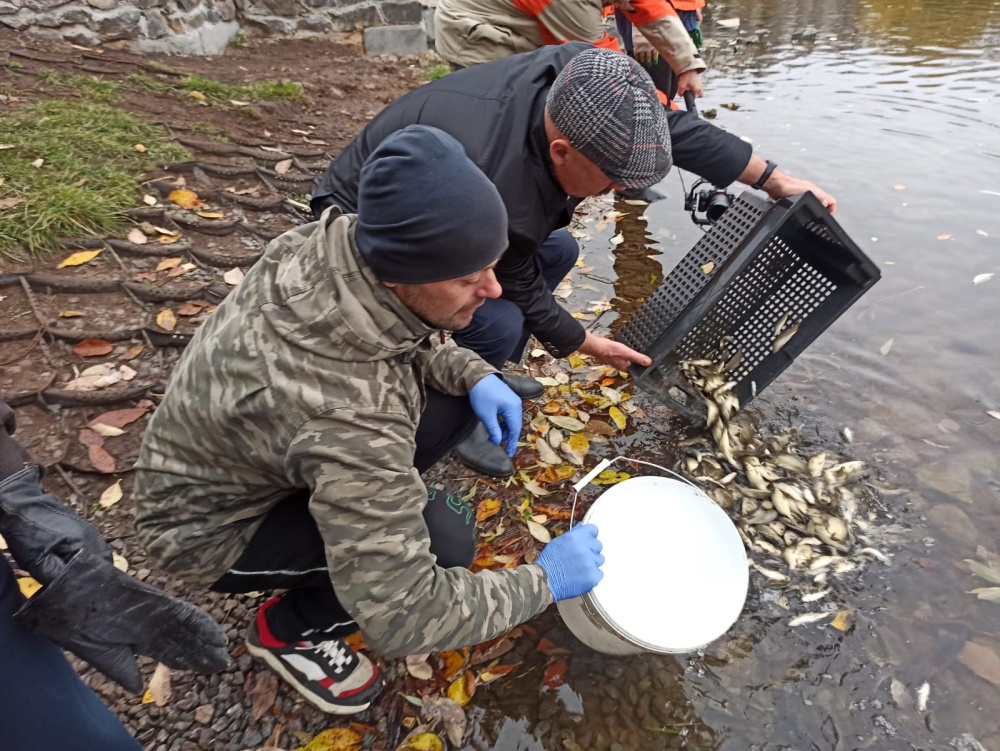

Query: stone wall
0,0,425,55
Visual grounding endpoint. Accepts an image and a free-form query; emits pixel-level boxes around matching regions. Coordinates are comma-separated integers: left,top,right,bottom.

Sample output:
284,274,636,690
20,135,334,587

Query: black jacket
312,42,752,357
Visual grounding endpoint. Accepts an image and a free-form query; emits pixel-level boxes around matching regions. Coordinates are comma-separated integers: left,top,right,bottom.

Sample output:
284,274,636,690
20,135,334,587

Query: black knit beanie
355,125,509,283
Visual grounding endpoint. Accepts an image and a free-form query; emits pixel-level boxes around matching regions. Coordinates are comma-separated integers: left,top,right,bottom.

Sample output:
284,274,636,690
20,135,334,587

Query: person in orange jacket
671,0,705,47
434,0,706,99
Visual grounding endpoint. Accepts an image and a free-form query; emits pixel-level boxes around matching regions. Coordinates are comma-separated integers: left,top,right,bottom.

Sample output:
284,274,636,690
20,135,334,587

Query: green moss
0,101,189,259
427,63,451,81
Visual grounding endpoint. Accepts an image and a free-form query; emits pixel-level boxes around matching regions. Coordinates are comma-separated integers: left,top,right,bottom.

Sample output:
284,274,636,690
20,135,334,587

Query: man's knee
424,489,476,569
540,229,580,287
453,298,525,368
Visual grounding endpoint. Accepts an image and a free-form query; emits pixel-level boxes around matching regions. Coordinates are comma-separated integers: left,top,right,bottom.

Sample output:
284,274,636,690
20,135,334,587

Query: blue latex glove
535,523,605,602
469,374,523,457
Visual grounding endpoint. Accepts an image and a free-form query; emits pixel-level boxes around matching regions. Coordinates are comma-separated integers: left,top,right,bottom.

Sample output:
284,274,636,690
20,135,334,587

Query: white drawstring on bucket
568,456,701,529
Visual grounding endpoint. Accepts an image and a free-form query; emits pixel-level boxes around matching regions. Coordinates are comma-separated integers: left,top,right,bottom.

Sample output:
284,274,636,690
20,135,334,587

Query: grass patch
427,63,451,81
0,100,188,259
127,71,175,95
179,74,304,104
38,69,121,102
6,60,24,70
229,33,248,49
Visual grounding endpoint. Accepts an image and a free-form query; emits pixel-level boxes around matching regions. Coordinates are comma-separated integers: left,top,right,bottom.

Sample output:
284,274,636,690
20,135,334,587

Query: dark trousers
211,388,478,642
453,228,579,369
0,558,141,751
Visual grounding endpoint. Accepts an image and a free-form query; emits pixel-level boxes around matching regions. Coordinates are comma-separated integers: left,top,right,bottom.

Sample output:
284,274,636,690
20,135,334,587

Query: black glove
0,465,230,693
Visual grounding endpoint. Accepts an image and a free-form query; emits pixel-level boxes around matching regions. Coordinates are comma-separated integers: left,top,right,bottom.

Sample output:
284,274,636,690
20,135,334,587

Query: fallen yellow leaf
937,234,951,240
156,257,182,271
141,689,155,705
476,498,500,522
829,610,850,631
188,90,207,102
99,480,124,508
57,249,102,268
608,405,627,431
195,211,225,219
18,577,42,598
58,310,83,318
134,143,147,153
298,727,362,751
156,308,177,332
169,188,202,209
405,733,444,751
446,674,473,707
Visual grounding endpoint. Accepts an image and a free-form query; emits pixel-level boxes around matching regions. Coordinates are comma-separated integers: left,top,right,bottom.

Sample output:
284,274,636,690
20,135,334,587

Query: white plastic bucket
556,475,748,655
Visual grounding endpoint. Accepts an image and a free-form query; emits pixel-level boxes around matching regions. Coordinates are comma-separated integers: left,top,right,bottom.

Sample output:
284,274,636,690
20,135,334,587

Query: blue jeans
0,558,141,751
453,228,579,368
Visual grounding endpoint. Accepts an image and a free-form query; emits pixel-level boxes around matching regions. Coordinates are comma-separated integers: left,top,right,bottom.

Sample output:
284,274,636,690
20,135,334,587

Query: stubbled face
549,139,627,198
385,262,502,331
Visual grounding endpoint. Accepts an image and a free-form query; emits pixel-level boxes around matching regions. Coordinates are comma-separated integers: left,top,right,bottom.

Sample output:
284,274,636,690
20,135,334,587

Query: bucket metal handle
568,456,701,529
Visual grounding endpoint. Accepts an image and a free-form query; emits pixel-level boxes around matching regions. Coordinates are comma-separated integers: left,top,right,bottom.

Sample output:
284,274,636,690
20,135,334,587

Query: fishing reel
684,177,735,227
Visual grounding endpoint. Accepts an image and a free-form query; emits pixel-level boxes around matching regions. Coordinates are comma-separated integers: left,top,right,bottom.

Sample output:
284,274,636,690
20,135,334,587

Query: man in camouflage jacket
134,127,606,715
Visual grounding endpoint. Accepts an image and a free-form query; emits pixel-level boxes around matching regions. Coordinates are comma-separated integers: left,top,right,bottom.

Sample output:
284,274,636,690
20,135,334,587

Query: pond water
469,1,1000,749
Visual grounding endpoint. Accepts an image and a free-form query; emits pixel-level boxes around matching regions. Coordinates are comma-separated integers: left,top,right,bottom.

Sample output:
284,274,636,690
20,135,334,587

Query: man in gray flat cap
312,44,836,478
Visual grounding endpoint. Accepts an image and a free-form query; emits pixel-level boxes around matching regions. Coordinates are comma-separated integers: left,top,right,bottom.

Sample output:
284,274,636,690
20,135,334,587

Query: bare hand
765,174,837,215
677,70,704,98
578,332,652,372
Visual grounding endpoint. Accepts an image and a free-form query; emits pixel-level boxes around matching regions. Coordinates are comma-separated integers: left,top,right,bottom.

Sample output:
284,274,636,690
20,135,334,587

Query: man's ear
549,138,571,167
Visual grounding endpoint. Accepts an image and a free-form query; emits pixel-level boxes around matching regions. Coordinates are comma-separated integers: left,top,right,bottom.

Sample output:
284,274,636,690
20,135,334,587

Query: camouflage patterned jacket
134,210,552,656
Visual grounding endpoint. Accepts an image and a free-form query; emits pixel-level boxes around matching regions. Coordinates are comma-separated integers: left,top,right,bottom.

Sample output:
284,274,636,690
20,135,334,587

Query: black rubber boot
502,374,544,400
453,423,514,478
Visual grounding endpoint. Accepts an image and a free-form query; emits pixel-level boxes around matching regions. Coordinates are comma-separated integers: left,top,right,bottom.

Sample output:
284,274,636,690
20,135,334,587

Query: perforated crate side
616,193,771,355
617,191,880,420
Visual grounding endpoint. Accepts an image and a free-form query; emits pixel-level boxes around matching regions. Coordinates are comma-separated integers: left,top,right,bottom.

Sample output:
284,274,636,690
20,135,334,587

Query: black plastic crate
615,191,881,421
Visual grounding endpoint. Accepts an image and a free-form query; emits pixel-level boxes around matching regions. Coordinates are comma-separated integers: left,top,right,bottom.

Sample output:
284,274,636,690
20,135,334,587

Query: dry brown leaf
57,249,102,268
166,265,190,279
245,670,279,724
0,197,23,211
72,338,113,357
149,663,173,707
89,406,150,430
123,343,145,361
156,309,177,332
128,228,148,245
31,158,43,168
274,158,293,174
177,302,203,316
439,648,468,680
88,444,116,473
223,267,245,286
959,641,1000,685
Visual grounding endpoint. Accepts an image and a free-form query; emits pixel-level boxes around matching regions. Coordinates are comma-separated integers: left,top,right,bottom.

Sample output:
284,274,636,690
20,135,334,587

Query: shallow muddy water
470,1,1000,749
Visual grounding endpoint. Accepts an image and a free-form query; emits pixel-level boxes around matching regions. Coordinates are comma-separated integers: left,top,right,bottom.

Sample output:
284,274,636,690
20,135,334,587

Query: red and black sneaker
246,597,383,714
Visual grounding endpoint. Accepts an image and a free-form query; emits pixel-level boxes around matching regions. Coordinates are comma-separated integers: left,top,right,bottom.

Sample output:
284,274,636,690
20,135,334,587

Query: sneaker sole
245,640,376,715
